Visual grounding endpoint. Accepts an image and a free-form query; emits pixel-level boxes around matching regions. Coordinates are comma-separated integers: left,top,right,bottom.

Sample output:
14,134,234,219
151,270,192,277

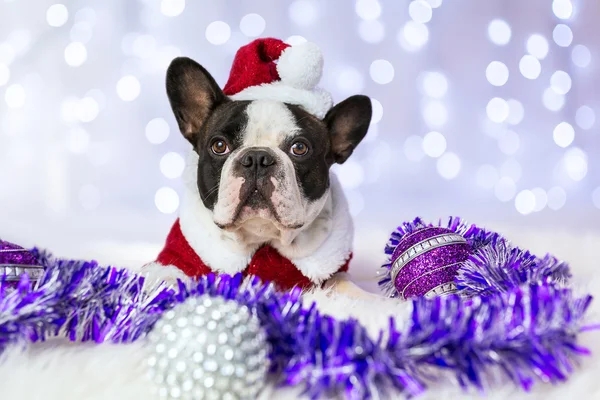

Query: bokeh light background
1,0,598,280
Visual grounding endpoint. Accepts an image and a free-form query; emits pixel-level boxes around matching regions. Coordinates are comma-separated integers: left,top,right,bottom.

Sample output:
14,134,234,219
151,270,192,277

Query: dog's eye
290,142,309,156
211,139,230,155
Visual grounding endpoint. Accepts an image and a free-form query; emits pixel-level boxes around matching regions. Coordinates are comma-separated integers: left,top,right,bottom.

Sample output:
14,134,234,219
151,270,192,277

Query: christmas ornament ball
146,295,269,400
0,240,45,288
390,227,472,299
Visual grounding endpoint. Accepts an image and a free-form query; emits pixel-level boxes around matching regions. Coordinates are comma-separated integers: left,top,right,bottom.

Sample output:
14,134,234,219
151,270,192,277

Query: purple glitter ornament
0,239,45,287
390,226,472,299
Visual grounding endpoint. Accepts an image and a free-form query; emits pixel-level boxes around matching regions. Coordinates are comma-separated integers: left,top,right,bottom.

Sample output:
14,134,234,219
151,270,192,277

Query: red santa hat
223,38,332,118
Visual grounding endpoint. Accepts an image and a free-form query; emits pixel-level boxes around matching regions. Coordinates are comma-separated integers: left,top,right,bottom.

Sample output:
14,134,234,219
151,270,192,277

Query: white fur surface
1,231,599,400
230,83,332,118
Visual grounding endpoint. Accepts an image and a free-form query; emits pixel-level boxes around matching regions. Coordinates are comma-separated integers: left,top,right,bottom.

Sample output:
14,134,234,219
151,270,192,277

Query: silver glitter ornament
146,295,269,400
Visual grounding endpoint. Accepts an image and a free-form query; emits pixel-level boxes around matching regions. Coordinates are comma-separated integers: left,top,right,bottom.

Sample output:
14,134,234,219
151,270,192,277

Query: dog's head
166,57,371,240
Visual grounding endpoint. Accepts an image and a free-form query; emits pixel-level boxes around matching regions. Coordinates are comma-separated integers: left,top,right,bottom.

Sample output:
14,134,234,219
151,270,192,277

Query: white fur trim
178,152,254,275
277,42,323,90
230,82,332,119
274,174,353,284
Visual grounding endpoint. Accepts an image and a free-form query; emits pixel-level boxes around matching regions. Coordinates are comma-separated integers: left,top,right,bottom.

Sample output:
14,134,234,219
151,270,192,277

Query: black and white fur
162,57,372,282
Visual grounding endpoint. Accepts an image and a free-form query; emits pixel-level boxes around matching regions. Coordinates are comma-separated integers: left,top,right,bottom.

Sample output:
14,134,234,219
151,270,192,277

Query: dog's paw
139,262,190,290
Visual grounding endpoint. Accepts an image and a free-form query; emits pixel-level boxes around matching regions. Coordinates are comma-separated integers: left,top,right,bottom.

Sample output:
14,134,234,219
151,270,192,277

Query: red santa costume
143,38,354,291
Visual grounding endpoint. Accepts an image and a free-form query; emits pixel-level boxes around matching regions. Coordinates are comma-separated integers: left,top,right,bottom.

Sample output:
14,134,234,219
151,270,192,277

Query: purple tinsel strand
0,248,595,399
455,236,573,298
390,284,593,392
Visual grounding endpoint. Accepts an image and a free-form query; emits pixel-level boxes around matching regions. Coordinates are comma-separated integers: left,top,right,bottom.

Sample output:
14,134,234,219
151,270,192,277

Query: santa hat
223,38,332,118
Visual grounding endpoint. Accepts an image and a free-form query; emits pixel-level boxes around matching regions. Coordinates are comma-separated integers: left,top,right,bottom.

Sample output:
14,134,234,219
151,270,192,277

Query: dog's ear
166,57,227,143
324,95,372,164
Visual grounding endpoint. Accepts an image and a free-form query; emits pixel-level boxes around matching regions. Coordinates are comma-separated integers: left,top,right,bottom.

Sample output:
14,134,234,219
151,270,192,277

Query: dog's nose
241,149,276,169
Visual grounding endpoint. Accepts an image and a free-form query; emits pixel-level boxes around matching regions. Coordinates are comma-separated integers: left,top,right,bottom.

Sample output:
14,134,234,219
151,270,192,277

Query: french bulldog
143,40,372,291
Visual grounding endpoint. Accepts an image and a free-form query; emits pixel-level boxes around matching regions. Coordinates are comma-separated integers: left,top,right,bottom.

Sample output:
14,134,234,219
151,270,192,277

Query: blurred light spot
552,0,573,20
425,0,442,7
160,0,185,17
120,33,138,56
476,164,499,189
346,190,365,217
526,34,549,59
553,122,575,148
160,152,185,179
336,67,364,94
75,8,97,24
355,0,381,20
132,34,156,59
542,88,565,111
421,71,448,98
550,70,571,94
155,187,179,214
572,45,591,68
486,97,509,123
8,30,31,55
285,35,307,45
0,63,9,86
47,4,69,27
0,43,16,65
422,131,446,158
358,20,385,43
592,187,600,209
436,152,461,179
487,19,511,46
575,105,595,130
240,13,266,37
85,89,106,110
519,55,541,79
70,22,93,43
404,135,425,162
67,127,90,154
494,177,516,202
205,21,231,45
370,59,394,84
409,0,432,23
547,186,566,210
64,42,87,67
76,97,99,122
500,158,522,182
563,147,587,181
506,99,524,125
4,83,25,108
532,187,548,212
79,184,101,211
364,124,379,143
154,45,182,71
486,61,509,86
337,160,365,189
399,21,429,51
60,96,79,122
553,24,572,47
146,118,170,144
498,130,520,155
515,190,535,215
116,75,141,102
290,0,319,25
371,98,383,124
422,101,447,128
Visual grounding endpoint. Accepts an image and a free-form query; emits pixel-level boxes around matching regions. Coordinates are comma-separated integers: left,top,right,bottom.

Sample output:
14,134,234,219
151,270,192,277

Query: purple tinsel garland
0,244,596,399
